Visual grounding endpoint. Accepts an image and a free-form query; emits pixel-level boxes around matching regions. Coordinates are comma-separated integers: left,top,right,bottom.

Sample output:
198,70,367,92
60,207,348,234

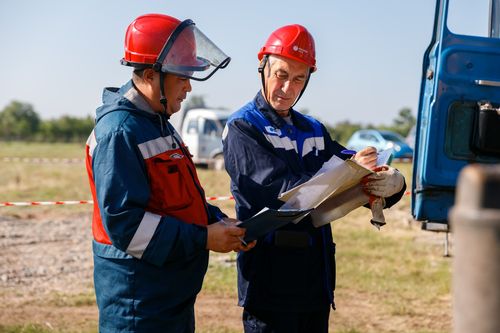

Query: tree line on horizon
0,98,415,145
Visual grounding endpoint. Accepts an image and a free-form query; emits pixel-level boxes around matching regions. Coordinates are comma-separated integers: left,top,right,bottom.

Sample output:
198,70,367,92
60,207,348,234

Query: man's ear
142,68,156,85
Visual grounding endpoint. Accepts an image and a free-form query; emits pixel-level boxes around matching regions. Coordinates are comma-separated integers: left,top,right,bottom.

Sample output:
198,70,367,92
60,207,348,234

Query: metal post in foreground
449,164,500,333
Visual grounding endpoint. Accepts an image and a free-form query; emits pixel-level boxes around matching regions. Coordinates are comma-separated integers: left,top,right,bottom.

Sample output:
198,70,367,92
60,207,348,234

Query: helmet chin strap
159,71,169,116
158,71,177,148
258,55,311,113
258,55,269,104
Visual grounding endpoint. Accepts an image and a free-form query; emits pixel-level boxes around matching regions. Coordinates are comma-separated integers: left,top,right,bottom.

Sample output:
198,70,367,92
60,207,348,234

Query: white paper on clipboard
278,148,393,226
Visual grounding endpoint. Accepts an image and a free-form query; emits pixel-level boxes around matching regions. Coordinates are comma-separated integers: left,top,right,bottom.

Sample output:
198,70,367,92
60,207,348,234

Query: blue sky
0,0,489,126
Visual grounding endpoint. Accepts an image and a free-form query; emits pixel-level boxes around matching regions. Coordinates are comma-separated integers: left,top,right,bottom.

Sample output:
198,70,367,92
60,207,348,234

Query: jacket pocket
147,154,194,211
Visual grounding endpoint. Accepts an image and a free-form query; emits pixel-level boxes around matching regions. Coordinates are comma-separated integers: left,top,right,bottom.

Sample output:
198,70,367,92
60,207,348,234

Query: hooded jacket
223,92,405,312
86,80,225,332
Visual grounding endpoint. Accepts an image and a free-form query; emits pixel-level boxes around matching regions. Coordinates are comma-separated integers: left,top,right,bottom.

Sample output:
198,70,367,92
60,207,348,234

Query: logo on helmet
292,45,309,55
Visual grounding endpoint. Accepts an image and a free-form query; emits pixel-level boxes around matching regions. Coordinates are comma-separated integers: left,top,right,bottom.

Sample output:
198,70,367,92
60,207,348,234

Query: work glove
363,166,404,198
369,196,386,230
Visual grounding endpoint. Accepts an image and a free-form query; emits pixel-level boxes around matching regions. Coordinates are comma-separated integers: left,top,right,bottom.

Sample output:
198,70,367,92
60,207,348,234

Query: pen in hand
341,149,357,156
220,219,248,246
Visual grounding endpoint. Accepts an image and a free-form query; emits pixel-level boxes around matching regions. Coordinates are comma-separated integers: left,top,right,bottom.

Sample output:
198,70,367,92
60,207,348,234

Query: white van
170,108,230,170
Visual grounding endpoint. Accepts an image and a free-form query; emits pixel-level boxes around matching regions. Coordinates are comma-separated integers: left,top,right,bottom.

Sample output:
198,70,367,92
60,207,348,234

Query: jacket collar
122,80,156,115
254,91,312,132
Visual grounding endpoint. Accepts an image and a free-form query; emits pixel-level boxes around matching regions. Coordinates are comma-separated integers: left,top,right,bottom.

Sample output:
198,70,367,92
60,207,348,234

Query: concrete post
450,164,500,333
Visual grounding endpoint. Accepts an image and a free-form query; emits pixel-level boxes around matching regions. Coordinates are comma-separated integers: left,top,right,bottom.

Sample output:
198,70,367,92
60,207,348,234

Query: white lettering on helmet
292,45,308,55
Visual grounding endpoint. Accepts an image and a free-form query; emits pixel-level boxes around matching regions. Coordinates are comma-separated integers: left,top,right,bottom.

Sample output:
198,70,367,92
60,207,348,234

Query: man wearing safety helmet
223,24,406,332
85,14,255,332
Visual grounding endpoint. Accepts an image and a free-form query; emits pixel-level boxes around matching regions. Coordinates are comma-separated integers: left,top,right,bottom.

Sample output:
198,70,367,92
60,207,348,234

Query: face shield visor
154,20,230,81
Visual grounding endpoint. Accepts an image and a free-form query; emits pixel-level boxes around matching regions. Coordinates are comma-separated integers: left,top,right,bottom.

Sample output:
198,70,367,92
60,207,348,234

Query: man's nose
281,80,291,93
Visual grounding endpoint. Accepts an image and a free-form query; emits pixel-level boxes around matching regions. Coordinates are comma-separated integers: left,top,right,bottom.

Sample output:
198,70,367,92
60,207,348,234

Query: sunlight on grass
202,253,238,297
47,291,96,307
0,325,96,333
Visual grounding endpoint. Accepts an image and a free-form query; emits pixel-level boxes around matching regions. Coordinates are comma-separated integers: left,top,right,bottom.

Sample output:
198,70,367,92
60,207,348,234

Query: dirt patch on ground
0,207,452,332
0,212,243,332
0,213,93,299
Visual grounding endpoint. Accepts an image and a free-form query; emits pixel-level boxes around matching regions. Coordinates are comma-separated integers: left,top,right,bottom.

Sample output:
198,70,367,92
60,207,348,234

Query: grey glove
369,197,386,230
364,166,404,198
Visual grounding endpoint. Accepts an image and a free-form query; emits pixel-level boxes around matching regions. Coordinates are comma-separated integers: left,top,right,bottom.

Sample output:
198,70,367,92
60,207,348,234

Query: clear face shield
155,20,230,81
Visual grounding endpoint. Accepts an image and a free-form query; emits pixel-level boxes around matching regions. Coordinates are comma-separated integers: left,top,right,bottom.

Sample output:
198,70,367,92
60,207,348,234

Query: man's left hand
363,166,404,198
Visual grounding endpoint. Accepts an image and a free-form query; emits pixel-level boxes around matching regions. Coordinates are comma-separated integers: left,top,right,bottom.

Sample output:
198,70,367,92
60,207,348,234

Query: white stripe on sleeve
126,212,162,259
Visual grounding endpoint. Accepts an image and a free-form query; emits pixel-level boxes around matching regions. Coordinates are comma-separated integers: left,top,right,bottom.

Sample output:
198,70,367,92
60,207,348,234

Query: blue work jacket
86,80,225,332
223,92,405,312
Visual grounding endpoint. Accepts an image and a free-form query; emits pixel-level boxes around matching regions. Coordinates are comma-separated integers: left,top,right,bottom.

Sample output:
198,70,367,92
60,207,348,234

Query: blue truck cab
413,0,500,231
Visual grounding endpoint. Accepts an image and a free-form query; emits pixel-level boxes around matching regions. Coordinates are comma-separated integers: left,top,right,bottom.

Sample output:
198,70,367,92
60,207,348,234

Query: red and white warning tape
0,200,93,207
1,157,84,164
205,196,233,201
0,196,234,207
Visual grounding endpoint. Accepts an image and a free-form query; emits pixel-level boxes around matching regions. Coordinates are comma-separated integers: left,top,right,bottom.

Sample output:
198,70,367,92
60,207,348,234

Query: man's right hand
206,218,256,253
353,146,378,170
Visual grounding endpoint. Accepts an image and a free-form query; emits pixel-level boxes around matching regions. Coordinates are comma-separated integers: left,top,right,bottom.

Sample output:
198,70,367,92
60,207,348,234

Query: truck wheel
212,154,225,171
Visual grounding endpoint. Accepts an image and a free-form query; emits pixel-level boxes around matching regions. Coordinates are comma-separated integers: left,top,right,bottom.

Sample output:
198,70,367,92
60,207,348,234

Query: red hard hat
258,24,316,72
121,14,230,81
123,14,181,65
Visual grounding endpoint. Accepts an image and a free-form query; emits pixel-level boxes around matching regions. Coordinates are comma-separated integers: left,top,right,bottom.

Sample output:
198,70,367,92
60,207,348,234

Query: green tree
328,120,362,145
37,115,94,142
184,95,206,111
391,107,415,137
0,101,40,140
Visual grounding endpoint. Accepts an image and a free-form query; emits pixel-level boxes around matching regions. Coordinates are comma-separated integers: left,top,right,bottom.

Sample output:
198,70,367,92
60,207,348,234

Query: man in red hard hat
85,14,254,332
223,24,406,332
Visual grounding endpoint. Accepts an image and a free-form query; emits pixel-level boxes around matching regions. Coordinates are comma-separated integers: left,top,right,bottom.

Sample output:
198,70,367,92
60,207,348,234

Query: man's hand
363,166,405,198
206,218,256,253
353,146,378,170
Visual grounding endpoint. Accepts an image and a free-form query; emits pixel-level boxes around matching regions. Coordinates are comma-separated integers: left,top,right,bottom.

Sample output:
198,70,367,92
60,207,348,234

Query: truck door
200,117,223,162
182,115,201,163
412,0,500,230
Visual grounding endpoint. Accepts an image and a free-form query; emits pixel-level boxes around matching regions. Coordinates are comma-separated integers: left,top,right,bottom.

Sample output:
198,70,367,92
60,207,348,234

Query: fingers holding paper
222,218,257,252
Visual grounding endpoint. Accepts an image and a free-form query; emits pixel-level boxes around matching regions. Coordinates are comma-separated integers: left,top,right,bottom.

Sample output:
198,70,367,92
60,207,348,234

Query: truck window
203,119,219,137
187,119,198,134
447,0,490,37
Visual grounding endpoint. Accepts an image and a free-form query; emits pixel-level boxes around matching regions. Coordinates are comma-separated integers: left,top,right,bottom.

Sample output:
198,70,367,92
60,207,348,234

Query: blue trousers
242,306,331,333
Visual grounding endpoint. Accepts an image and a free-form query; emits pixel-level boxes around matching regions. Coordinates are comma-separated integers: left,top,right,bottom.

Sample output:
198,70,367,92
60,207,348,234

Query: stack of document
279,149,393,227
238,207,313,243
239,149,393,238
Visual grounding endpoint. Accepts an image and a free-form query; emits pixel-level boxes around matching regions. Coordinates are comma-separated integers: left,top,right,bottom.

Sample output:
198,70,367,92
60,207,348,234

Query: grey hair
266,55,277,77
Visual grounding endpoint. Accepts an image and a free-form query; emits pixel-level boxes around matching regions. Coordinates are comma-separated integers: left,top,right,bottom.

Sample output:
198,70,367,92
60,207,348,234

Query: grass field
0,142,452,333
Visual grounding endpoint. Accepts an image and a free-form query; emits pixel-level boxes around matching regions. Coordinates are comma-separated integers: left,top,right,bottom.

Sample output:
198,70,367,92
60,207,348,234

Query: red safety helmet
258,24,316,72
121,14,230,81
122,14,180,65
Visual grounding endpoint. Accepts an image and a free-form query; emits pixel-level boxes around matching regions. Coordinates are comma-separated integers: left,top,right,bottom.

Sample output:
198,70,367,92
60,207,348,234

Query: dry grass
0,142,452,333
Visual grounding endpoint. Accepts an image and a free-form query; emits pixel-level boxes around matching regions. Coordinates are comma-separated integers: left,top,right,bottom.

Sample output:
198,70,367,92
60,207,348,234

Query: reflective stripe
86,130,97,157
222,124,229,140
123,85,156,114
263,133,297,152
126,212,162,259
138,136,177,159
302,136,325,157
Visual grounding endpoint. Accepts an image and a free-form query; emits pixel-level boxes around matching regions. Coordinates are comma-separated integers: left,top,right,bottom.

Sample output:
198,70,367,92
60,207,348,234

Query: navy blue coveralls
223,92,405,333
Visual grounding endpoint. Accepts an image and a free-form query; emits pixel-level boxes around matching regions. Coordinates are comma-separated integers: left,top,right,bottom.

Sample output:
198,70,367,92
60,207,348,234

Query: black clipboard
238,207,313,243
